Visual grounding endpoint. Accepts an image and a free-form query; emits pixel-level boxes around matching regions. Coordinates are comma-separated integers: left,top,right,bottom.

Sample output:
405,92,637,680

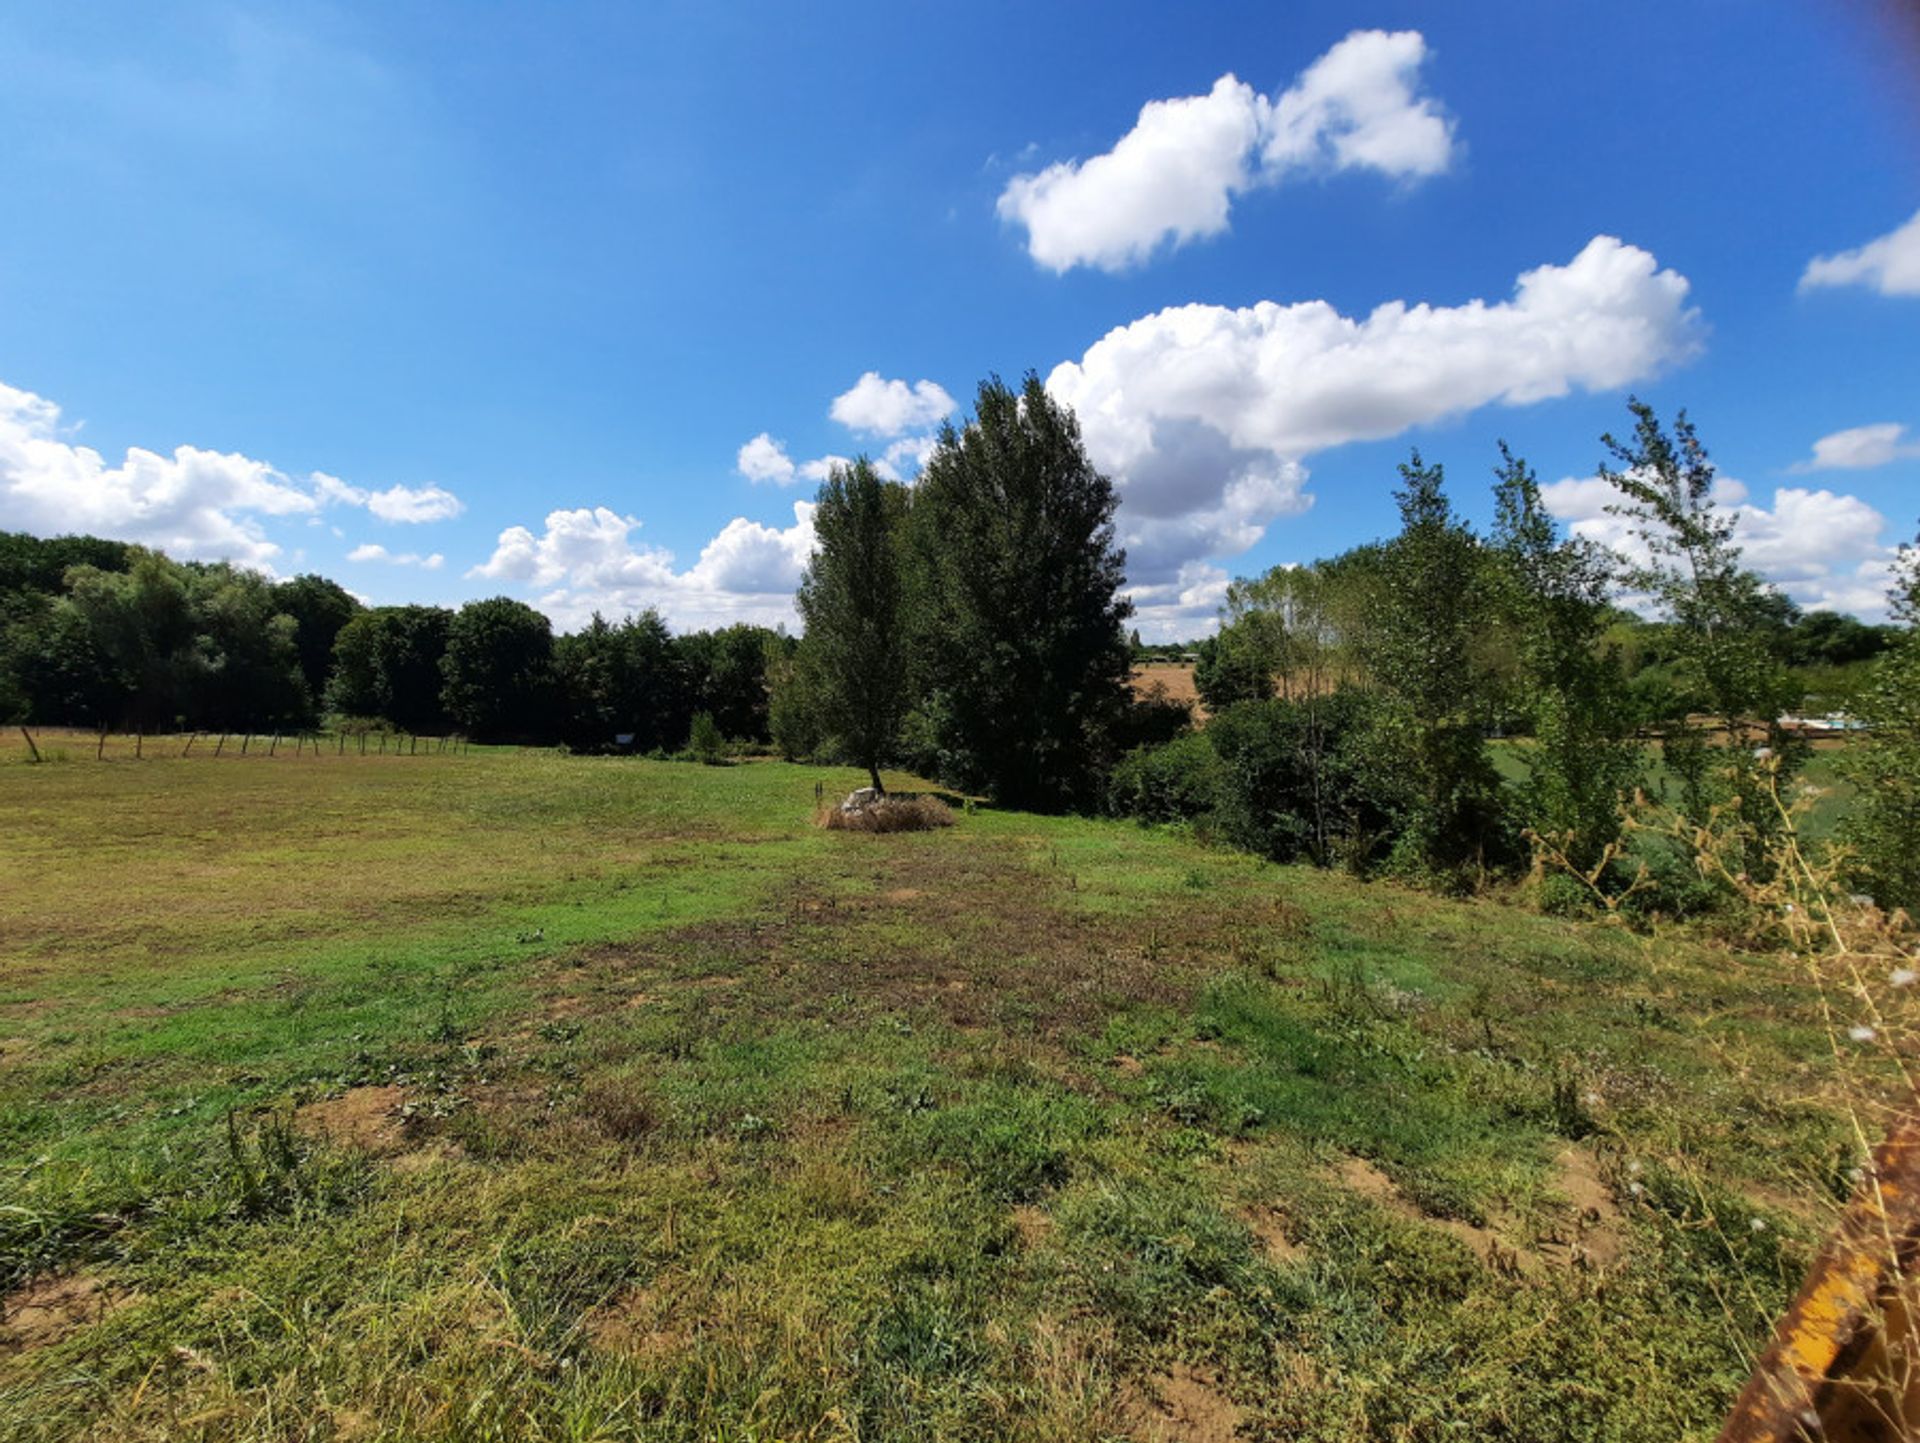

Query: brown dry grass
1130,663,1199,708
817,794,956,833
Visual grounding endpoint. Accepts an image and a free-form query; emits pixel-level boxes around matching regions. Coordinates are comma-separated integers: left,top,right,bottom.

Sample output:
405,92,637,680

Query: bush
1110,681,1194,755
1108,731,1221,824
688,711,726,765
1208,690,1400,869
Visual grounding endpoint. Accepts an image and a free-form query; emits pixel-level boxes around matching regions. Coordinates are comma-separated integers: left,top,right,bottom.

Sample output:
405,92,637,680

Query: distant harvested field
0,744,1871,1440
1131,661,1200,709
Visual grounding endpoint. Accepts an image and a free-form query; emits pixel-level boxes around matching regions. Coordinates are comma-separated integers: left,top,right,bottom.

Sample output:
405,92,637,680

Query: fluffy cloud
736,432,862,488
1800,207,1920,298
998,29,1455,273
346,542,444,569
470,501,817,632
737,375,951,488
1541,475,1900,617
1792,422,1920,472
829,373,956,436
1126,562,1234,642
0,380,464,571
1047,235,1703,582
0,380,317,567
736,432,797,485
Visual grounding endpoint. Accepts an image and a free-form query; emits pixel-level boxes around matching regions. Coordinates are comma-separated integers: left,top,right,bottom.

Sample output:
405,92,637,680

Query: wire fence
10,725,473,763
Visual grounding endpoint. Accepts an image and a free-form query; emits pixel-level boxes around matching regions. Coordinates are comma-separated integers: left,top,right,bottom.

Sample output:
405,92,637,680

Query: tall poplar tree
796,458,907,794
908,374,1132,811
1491,442,1639,874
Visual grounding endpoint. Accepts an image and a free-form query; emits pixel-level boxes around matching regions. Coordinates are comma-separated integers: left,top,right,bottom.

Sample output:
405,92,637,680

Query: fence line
10,726,474,762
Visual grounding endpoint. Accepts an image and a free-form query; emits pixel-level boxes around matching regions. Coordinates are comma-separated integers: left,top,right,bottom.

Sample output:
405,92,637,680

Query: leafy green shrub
1107,731,1221,824
1208,690,1399,869
687,710,725,765
1110,682,1194,754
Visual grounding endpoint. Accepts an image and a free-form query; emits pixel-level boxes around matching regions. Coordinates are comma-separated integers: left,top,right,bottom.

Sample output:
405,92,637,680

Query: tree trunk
868,760,885,796
18,727,40,764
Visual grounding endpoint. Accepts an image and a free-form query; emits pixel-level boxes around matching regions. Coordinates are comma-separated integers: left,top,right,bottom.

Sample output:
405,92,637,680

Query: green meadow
0,743,1860,1440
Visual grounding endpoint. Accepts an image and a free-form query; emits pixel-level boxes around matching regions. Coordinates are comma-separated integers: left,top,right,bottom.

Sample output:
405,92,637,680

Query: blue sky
1,1,1916,637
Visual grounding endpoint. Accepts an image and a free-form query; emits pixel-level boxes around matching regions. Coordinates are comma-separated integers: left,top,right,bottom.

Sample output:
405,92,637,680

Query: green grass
0,742,1865,1440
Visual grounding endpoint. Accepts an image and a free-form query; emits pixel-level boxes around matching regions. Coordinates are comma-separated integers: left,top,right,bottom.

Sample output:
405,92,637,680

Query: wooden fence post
96,727,107,761
135,729,142,760
183,733,198,757
215,734,226,757
240,734,250,756
268,733,279,757
18,727,39,764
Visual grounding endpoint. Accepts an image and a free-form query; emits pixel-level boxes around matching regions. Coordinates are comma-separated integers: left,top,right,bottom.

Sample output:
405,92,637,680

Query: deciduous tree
908,374,1133,811
796,458,908,793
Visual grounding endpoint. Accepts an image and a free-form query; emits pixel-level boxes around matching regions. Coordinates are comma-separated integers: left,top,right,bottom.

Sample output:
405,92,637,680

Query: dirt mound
1242,1205,1304,1264
1334,1148,1628,1275
1545,1146,1626,1269
1336,1155,1530,1275
1121,1364,1242,1442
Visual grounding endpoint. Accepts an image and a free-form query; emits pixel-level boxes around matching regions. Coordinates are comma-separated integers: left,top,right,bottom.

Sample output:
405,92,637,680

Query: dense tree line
5,384,1912,912
0,537,789,751
1106,401,1919,908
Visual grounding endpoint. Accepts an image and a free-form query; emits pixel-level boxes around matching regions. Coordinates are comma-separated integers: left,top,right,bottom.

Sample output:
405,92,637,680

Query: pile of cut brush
819,788,955,833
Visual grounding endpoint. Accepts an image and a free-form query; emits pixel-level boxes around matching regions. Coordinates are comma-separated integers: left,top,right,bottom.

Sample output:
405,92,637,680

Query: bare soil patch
1,1273,135,1352
297,1083,408,1154
1243,1205,1304,1264
1544,1146,1627,1269
1120,1363,1242,1443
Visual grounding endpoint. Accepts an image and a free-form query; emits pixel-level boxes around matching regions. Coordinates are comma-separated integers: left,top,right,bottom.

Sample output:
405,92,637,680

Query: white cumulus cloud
0,379,464,571
998,29,1456,273
737,379,950,489
1541,476,1901,617
829,373,956,435
469,502,817,632
1046,235,1703,583
1127,562,1235,643
1801,207,1920,298
1792,422,1920,472
736,432,797,485
0,380,318,568
346,542,445,569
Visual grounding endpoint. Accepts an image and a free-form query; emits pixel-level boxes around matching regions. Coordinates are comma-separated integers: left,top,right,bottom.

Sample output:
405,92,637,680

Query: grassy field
0,739,1869,1440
